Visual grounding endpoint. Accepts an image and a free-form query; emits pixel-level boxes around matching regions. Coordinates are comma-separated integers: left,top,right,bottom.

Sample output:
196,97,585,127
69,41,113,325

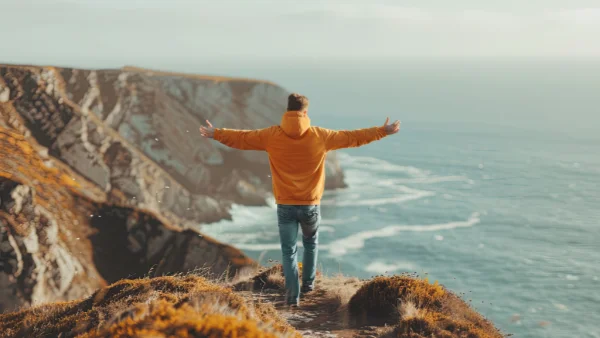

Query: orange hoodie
214,111,387,205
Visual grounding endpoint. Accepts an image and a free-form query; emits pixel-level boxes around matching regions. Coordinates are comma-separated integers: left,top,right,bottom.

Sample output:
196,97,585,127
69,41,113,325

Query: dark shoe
301,284,315,294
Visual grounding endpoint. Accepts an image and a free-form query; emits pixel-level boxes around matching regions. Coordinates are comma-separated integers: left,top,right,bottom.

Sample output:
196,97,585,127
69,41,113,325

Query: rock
0,87,9,103
0,130,105,310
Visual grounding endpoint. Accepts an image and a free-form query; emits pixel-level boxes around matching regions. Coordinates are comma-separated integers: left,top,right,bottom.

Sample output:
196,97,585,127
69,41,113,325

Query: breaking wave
323,212,481,256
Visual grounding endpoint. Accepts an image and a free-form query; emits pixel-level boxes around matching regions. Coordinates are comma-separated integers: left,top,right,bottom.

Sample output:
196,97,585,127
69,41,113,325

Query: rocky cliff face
0,126,103,312
0,64,344,310
1,65,344,227
0,127,253,312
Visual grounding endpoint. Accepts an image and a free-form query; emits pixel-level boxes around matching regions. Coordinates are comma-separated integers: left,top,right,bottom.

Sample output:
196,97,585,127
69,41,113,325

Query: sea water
200,60,600,338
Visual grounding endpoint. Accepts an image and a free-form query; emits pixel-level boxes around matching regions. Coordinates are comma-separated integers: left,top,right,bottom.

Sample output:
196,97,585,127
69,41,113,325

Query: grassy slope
0,274,299,338
240,265,505,338
0,265,505,338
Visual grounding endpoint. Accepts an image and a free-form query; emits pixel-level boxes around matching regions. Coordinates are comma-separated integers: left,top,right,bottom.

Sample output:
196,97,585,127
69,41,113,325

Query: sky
1,0,599,133
1,0,600,68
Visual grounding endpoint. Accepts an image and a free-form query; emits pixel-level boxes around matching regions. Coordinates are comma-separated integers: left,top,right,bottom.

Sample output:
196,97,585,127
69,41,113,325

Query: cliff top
122,65,279,86
0,63,279,86
0,265,505,338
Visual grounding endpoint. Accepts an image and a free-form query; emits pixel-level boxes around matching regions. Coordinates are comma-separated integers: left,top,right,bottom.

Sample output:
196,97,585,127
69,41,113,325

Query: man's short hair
287,93,309,111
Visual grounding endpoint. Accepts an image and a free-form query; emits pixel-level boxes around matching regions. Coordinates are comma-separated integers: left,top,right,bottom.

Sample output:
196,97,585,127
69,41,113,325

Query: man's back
266,112,329,205
213,111,389,205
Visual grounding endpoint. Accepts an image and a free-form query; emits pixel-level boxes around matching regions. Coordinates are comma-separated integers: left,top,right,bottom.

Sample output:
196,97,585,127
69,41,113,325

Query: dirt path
240,289,386,338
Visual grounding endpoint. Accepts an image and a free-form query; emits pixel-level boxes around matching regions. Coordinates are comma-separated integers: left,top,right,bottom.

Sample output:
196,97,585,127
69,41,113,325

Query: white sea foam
210,203,274,226
365,261,417,274
218,212,480,256
266,196,277,208
554,303,569,311
214,232,278,244
337,153,428,176
321,186,435,207
565,274,580,281
320,215,360,225
339,153,472,192
234,243,285,251
322,188,350,196
201,203,276,238
233,225,336,250
324,212,481,256
377,175,470,185
321,193,362,204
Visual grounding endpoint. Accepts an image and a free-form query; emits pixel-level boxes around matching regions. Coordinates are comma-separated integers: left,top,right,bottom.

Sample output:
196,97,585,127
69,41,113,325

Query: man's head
287,93,309,113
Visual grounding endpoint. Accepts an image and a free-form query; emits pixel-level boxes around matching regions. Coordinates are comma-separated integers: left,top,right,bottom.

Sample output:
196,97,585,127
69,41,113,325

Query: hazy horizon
1,0,598,135
1,57,598,138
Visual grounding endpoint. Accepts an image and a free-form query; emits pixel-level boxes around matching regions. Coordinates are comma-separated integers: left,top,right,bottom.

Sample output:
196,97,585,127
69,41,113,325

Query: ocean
200,60,600,338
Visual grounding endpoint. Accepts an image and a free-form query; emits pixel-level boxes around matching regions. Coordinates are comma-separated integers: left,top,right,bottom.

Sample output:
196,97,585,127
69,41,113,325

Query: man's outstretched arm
199,120,271,151
318,117,400,151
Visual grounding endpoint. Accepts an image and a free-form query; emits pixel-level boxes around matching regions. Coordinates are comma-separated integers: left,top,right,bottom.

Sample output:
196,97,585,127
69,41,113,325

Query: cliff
0,64,344,310
0,64,345,229
0,274,299,338
0,267,504,338
0,128,253,312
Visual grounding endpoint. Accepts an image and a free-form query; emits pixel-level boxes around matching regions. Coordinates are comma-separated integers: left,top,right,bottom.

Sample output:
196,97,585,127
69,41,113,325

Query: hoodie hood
280,111,311,139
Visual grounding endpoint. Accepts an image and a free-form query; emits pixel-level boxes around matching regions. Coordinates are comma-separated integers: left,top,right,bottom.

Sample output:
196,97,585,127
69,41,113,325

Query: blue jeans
277,204,320,305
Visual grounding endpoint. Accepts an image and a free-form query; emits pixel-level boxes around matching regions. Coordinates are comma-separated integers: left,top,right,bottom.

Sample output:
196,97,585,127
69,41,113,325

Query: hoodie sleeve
317,126,387,151
213,127,273,151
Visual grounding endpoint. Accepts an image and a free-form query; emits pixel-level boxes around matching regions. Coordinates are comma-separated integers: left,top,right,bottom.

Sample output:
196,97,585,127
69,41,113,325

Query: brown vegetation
239,263,290,291
349,275,446,326
348,275,503,338
235,262,322,292
315,273,363,311
0,275,299,338
0,261,505,338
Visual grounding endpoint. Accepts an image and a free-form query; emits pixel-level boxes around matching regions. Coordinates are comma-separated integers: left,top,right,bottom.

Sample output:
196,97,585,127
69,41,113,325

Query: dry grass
399,299,420,319
348,275,503,338
316,273,363,311
266,271,286,288
395,313,498,338
348,275,445,326
0,265,503,338
80,300,286,338
235,263,315,292
0,275,300,338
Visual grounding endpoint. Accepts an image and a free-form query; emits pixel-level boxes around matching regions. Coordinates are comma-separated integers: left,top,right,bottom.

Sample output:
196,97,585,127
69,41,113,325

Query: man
199,93,400,307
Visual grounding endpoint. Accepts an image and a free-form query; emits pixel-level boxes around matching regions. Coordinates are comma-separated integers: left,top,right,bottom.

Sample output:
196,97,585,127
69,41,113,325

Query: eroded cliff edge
0,64,345,310
0,65,345,229
0,128,254,312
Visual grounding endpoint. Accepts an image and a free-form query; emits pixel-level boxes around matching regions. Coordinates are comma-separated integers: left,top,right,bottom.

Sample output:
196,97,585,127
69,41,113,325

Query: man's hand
383,117,401,135
199,120,215,139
